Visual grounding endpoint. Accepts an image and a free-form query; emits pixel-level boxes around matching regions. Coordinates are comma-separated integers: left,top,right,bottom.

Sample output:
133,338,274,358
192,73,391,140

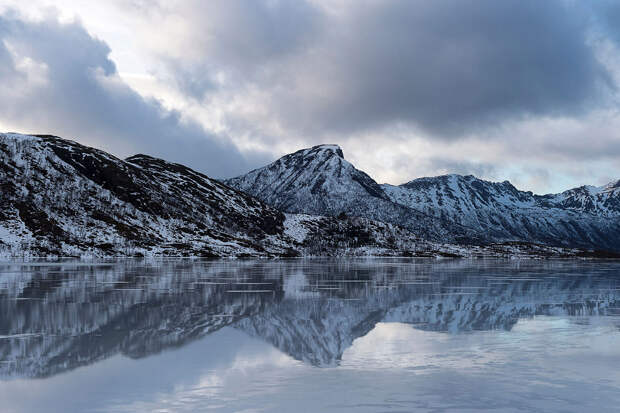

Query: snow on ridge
603,179,620,191
401,173,514,189
227,139,620,249
310,144,344,158
0,132,39,142
314,144,341,151
3,133,620,256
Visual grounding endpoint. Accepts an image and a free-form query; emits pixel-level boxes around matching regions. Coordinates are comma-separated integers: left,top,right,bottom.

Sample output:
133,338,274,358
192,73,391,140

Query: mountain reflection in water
2,259,619,379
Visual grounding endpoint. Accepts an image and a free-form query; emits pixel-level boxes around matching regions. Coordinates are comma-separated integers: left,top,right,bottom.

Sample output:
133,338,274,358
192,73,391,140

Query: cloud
303,0,612,137
1,1,619,192
129,0,323,101
0,11,268,178
146,0,613,138
420,158,499,181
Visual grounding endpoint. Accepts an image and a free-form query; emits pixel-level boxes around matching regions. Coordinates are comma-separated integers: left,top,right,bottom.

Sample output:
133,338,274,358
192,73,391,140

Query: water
1,259,620,412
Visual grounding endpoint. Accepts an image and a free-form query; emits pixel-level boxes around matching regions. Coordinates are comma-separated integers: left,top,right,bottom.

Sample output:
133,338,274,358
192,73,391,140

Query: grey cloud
0,13,268,178
163,0,613,138
3,1,620,191
540,136,620,161
0,40,17,79
154,0,323,100
199,0,321,66
420,158,499,181
282,0,612,137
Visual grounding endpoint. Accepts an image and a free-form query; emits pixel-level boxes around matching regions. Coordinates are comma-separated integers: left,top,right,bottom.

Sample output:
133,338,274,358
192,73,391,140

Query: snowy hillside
225,144,392,212
225,144,477,242
227,145,620,251
0,133,296,257
1,134,617,257
0,133,500,258
384,174,620,250
542,180,620,216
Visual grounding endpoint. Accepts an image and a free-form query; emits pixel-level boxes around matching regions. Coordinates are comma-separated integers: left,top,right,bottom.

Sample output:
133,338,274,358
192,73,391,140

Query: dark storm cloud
0,13,267,178
165,0,613,138
306,0,611,137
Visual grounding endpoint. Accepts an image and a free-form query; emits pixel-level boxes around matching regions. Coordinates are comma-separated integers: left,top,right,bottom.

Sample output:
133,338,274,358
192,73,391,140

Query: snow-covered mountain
0,133,297,257
225,145,477,242
383,174,620,250
541,180,620,216
225,144,386,211
1,133,455,258
227,146,620,251
1,133,525,258
2,133,618,256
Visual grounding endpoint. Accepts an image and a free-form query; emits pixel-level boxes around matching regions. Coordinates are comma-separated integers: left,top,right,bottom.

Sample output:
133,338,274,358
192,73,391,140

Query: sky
0,0,619,193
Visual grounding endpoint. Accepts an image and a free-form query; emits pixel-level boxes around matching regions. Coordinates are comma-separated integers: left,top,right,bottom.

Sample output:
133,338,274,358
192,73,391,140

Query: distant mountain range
1,133,618,257
226,144,620,251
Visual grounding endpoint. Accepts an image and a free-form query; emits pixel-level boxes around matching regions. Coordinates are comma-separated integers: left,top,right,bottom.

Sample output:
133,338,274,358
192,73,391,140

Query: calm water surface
1,259,620,412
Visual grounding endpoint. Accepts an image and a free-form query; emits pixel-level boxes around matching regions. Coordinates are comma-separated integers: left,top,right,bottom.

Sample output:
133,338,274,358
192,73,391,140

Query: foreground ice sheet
1,258,620,412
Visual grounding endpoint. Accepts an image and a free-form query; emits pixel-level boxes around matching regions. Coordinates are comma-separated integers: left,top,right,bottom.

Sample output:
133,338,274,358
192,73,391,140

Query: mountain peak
306,144,344,159
604,179,620,191
224,141,395,215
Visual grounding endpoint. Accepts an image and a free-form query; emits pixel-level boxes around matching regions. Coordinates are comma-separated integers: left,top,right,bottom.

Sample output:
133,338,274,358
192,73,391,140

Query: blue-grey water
1,259,620,412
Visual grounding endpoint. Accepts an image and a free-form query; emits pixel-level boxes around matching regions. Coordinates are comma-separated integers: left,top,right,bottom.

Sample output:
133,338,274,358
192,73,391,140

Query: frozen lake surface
1,259,620,412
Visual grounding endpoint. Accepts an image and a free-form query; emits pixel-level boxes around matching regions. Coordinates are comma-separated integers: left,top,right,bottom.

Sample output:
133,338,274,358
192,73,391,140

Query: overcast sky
1,0,619,193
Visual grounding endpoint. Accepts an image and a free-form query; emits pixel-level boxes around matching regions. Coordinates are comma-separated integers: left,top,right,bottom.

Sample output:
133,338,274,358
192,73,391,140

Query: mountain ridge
226,144,620,251
225,144,481,242
1,133,618,257
0,133,486,258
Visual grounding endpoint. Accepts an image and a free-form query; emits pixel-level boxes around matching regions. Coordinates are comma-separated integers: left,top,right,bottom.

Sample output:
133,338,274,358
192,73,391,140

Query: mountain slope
225,144,391,212
227,145,620,251
2,134,617,256
225,145,478,242
1,133,486,258
0,133,298,257
542,180,620,216
384,174,620,250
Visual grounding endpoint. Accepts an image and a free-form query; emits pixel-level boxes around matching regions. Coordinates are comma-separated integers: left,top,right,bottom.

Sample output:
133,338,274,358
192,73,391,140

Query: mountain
226,146,620,251
0,133,296,257
383,174,620,250
224,144,386,211
1,133,522,258
1,133,616,257
225,144,478,242
542,180,620,216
